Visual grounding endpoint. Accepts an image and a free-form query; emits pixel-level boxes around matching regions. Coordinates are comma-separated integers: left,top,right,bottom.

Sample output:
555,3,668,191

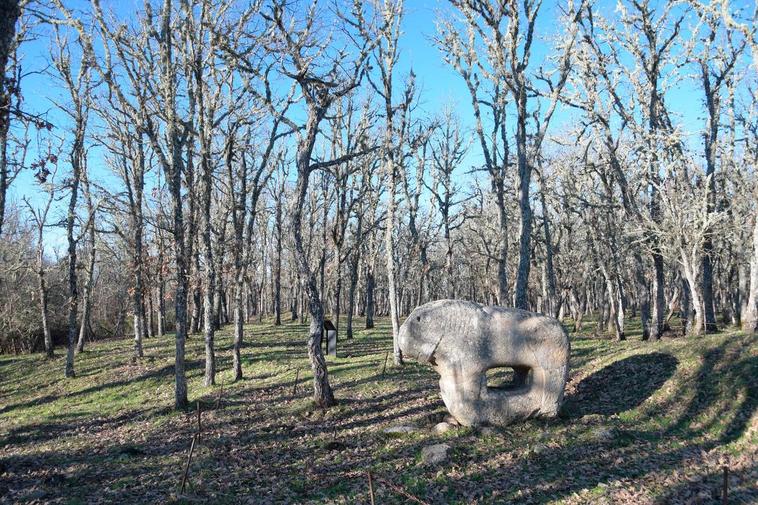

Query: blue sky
8,0,749,251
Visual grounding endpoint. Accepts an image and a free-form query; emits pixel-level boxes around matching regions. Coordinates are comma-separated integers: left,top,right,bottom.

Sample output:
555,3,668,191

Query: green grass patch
0,316,755,503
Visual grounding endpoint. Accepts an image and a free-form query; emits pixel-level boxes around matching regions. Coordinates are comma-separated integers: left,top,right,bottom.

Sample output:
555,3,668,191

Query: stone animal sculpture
398,299,570,426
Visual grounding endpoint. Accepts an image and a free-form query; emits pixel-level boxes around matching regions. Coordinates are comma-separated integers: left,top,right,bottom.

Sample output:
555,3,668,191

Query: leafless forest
0,0,756,413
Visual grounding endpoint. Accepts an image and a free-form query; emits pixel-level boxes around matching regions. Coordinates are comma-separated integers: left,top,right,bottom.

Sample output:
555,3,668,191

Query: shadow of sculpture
562,352,678,417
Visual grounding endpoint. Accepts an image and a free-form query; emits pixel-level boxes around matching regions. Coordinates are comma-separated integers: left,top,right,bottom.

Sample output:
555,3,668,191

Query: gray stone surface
433,421,455,435
591,426,615,442
529,442,548,455
443,414,460,426
382,425,419,436
420,443,450,465
398,299,570,427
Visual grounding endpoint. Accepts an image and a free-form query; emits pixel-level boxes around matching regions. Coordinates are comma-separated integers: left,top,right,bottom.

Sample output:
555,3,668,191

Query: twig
180,434,198,494
722,466,728,504
367,471,375,505
196,401,202,436
373,475,431,505
292,368,300,395
340,471,430,505
215,380,224,409
381,351,389,376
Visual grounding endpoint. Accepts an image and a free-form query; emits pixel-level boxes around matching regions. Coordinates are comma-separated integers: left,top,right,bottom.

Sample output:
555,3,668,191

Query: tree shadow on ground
562,352,678,417
663,339,757,445
0,360,202,416
4,322,754,504
371,341,753,504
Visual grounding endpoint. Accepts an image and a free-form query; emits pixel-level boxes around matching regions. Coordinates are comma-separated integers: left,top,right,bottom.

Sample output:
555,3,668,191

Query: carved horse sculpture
398,299,570,426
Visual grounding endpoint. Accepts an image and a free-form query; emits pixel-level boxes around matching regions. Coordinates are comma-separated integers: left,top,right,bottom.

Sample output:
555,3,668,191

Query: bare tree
360,0,412,364
0,0,23,238
24,162,58,358
687,0,747,332
263,0,377,404
49,23,94,377
648,171,727,336
427,108,470,299
324,96,373,337
615,0,686,339
96,115,149,359
182,0,239,386
568,4,653,338
439,0,585,309
740,83,758,333
536,167,558,317
76,164,96,352
346,154,382,337
401,124,434,306
55,0,198,406
270,161,288,327
745,203,758,333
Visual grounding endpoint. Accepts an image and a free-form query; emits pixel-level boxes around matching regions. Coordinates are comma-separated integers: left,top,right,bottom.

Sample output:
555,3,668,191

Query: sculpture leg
438,364,486,426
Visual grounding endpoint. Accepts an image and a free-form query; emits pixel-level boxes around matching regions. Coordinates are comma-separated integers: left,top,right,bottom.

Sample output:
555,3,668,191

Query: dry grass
0,317,756,504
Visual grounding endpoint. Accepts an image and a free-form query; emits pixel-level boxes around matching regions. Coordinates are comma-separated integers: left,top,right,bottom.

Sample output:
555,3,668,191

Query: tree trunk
651,250,665,339
64,158,80,378
365,265,375,329
132,222,145,358
36,242,53,358
700,57,722,334
615,279,626,341
572,288,585,333
539,178,557,316
681,275,692,335
633,254,651,340
77,225,95,352
0,0,21,238
200,164,215,386
683,259,705,336
701,243,718,332
292,137,334,407
304,272,333,406
273,194,282,326
742,214,758,333
291,277,299,321
232,263,244,381
146,288,154,338
346,243,360,338
495,182,509,306
333,255,342,335
132,290,144,358
514,81,532,311
159,0,188,410
157,274,165,337
213,221,226,330
190,266,201,334
385,157,401,365
172,180,189,410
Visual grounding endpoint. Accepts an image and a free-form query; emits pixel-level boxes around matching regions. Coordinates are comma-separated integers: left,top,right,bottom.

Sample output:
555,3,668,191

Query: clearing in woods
0,318,756,504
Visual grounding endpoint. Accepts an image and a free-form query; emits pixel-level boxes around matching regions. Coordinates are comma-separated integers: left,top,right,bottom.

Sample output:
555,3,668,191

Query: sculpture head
398,301,450,366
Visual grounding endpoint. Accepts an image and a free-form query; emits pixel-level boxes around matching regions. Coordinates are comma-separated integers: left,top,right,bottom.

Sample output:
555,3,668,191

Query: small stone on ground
444,415,460,426
433,421,454,434
591,426,615,442
420,443,450,465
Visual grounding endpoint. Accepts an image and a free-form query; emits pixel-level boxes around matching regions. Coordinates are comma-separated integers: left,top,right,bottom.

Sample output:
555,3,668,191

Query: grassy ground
0,316,756,504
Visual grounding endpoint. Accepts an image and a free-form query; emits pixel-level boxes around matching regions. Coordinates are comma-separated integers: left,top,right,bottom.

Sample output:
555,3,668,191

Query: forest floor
0,316,756,504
